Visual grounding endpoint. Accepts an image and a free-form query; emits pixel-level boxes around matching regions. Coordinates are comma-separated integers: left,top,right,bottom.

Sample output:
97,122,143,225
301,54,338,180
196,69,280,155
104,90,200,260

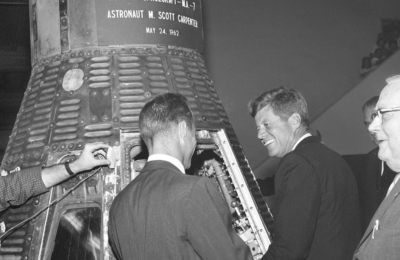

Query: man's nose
369,131,376,138
257,128,266,139
368,115,380,133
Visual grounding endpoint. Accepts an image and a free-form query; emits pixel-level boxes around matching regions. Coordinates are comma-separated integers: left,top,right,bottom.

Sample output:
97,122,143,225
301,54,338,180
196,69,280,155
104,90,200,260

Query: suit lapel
357,175,400,248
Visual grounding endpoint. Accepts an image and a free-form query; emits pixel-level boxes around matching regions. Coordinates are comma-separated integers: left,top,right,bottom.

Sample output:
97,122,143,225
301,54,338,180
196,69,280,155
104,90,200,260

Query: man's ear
178,121,187,140
289,113,301,129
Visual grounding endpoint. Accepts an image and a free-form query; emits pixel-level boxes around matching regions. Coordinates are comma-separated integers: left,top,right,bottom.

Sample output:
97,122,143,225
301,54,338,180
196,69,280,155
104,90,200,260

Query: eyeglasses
371,107,400,121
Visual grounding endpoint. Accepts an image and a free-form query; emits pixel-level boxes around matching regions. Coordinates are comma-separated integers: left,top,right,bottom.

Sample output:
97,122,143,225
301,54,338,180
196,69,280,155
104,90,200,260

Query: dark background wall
0,1,31,163
201,0,400,175
313,51,400,156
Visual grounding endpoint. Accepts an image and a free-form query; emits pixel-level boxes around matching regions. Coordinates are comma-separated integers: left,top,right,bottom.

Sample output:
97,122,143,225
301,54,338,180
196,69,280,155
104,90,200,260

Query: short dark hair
248,86,309,127
139,93,194,146
362,96,379,111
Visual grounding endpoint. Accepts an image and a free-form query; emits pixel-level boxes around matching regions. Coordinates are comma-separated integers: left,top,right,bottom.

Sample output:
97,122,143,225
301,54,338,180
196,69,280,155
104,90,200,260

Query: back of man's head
362,96,379,113
248,86,309,128
139,93,194,147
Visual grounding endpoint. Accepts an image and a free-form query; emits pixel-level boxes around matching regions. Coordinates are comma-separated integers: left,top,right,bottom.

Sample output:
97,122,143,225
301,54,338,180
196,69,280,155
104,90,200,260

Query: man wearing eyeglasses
353,75,400,260
357,97,397,233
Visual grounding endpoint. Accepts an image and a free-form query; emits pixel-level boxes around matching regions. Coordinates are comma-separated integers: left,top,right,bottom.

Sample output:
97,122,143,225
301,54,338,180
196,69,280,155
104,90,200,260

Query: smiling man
354,75,400,260
249,87,360,260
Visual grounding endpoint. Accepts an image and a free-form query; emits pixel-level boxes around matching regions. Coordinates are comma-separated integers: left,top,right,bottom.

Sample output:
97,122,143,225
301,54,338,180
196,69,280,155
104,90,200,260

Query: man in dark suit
108,93,252,260
357,96,397,233
249,87,360,260
353,75,400,260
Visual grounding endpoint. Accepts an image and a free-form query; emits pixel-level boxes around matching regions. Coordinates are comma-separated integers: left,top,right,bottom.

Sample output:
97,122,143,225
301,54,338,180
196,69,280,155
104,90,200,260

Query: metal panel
36,0,61,59
69,0,98,49
94,0,203,51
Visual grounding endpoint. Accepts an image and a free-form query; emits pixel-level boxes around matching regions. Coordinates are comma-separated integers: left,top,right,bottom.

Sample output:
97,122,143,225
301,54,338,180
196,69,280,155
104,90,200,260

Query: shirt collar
292,133,312,151
147,154,185,174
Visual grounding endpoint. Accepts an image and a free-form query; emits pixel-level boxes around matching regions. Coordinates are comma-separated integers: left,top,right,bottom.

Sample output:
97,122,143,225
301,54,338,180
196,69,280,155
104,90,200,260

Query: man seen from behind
108,93,252,260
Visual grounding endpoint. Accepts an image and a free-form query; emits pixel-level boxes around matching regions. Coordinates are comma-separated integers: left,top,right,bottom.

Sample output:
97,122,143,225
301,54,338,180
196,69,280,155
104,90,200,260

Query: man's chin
267,147,287,158
377,150,388,162
267,150,278,158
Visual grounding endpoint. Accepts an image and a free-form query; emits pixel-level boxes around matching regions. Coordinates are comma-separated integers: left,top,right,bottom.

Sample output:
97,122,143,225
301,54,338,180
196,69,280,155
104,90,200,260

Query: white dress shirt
147,154,185,174
292,133,313,151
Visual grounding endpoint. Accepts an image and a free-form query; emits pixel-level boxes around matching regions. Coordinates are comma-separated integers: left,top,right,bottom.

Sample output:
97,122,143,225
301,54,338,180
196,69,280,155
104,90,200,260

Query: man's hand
70,142,111,174
41,142,111,188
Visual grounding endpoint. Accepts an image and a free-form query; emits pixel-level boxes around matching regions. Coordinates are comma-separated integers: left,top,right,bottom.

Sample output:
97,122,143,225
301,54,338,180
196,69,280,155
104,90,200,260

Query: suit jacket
108,160,252,260
263,136,361,260
353,174,400,260
358,148,397,233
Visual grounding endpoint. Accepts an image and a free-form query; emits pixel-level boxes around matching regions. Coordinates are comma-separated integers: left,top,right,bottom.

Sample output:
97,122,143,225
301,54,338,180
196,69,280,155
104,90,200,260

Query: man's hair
362,96,379,111
139,93,194,146
386,75,400,84
248,86,309,127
